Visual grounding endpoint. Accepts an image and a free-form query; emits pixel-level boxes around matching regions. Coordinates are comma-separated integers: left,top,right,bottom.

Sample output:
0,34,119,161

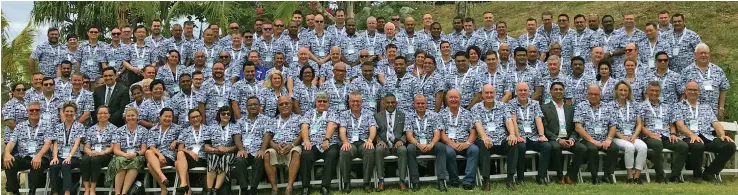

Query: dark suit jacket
374,110,406,145
93,83,130,126
541,102,576,140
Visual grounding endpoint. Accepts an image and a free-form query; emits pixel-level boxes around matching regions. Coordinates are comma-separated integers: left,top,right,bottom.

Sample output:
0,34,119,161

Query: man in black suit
373,94,408,192
93,67,130,126
541,81,585,184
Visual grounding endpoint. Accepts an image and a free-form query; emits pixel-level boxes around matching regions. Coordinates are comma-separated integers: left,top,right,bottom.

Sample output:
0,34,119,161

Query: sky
1,1,201,47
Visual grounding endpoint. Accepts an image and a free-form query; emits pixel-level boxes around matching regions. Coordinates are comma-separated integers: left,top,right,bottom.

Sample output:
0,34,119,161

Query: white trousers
614,138,648,170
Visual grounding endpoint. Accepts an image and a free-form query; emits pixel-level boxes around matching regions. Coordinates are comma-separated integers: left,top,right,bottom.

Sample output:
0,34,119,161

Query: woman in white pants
611,81,648,184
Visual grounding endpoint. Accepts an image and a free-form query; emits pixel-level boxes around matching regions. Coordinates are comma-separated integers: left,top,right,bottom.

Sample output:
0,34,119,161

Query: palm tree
1,11,36,104
31,1,159,40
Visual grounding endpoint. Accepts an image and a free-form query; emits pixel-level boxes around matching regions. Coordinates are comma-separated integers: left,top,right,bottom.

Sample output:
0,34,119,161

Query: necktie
105,87,113,105
387,113,395,143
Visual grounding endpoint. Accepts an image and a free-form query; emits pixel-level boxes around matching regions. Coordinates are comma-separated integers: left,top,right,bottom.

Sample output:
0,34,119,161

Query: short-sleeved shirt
639,101,679,137
253,37,285,70
348,77,383,112
168,38,195,65
78,41,110,80
665,28,702,72
303,109,340,152
608,101,640,136
194,43,222,68
618,76,649,102
30,93,67,124
476,70,512,101
405,111,440,143
302,31,337,59
127,44,157,69
337,33,368,65
171,91,199,126
383,73,417,113
567,74,596,105
230,79,262,116
540,74,573,104
105,44,130,72
271,114,303,144
184,65,213,80
138,99,175,125
197,78,234,124
574,101,612,141
84,123,117,150
320,79,349,112
373,35,408,57
10,121,54,158
156,64,188,95
67,90,94,125
238,115,273,155
472,102,511,145
3,98,28,124
563,29,599,61
221,45,249,69
511,66,542,96
438,107,475,143
680,63,730,115
145,35,171,59
510,99,544,141
293,80,320,113
31,42,67,77
648,70,682,104
638,38,674,69
176,125,209,155
115,125,149,153
256,87,289,117
444,70,481,107
415,71,446,109
338,110,377,143
53,122,86,158
147,124,180,160
207,123,239,148
596,78,618,103
676,101,717,141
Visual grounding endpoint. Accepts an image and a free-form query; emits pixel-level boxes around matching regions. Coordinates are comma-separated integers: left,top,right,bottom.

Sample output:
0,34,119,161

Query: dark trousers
581,140,619,178
80,154,112,182
476,140,523,181
338,141,375,185
407,143,448,183
300,145,339,188
644,137,689,178
4,156,50,193
50,157,80,193
685,135,737,178
550,140,587,179
233,154,266,190
525,140,552,179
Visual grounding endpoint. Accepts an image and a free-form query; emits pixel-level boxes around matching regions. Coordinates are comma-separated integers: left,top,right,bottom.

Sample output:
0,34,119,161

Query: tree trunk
160,1,171,36
346,1,354,18
455,1,468,17
116,1,129,27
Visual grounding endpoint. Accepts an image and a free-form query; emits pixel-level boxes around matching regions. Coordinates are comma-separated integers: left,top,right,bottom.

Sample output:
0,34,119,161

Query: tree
1,11,36,104
168,1,256,36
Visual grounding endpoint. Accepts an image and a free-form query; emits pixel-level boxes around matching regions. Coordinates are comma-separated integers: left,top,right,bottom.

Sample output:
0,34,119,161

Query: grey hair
695,43,710,53
547,55,560,63
315,92,329,100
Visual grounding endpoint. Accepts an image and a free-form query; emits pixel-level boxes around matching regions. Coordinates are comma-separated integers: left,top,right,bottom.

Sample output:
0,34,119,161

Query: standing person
108,108,148,195
680,43,729,120
81,106,117,195
3,102,55,195
122,25,157,86
29,27,65,77
204,107,239,195
197,62,233,124
171,74,197,126
93,67,130,126
78,26,109,81
49,102,85,195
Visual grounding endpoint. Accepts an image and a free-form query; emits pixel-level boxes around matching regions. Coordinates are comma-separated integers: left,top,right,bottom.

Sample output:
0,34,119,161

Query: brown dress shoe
564,175,574,184
483,182,491,191
399,183,407,192
376,182,385,192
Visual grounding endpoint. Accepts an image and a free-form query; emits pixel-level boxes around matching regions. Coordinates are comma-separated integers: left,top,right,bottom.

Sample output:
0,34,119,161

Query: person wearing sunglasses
306,14,337,64
273,19,287,40
30,77,66,124
3,83,29,156
202,107,238,195
217,22,241,48
107,27,131,76
610,14,646,74
264,96,304,195
3,102,55,195
254,21,280,70
648,52,680,104
79,26,109,82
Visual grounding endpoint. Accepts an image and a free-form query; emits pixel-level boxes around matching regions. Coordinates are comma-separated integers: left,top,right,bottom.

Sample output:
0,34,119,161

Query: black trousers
550,140,587,179
80,154,112,182
581,140,619,178
50,157,81,193
233,153,266,190
685,135,737,178
4,156,50,193
300,145,339,188
476,140,523,181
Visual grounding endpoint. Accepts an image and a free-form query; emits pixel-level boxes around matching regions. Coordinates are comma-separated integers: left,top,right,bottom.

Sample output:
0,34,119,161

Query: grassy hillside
412,1,738,121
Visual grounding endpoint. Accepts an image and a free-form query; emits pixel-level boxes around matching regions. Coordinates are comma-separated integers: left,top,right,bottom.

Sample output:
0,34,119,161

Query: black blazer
374,110,406,145
541,102,576,140
93,83,130,126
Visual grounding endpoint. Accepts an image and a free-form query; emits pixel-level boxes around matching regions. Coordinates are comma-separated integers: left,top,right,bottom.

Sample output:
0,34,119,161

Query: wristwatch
323,137,331,142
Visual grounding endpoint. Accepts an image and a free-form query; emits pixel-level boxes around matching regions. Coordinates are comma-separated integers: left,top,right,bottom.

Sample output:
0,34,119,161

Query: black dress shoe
506,181,516,190
602,176,614,184
669,176,684,183
320,186,330,195
591,178,601,185
437,180,448,192
626,178,634,184
515,179,524,185
635,178,643,184
411,183,421,192
536,177,548,185
302,187,311,195
462,184,474,190
448,181,460,188
702,174,718,183
342,184,352,193
362,184,373,193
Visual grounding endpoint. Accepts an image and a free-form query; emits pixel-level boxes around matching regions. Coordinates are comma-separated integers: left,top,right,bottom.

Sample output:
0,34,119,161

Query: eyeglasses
315,20,324,23
112,33,121,35
391,18,400,21
220,56,230,59
360,55,370,58
89,31,99,34
263,28,273,31
657,59,669,63
43,83,54,87
230,27,239,30
29,109,41,112
245,37,253,39
317,100,329,103
220,112,231,116
274,25,284,28
14,88,26,92
83,81,89,84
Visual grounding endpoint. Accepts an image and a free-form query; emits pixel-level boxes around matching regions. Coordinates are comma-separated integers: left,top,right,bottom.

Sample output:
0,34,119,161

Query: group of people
3,7,735,195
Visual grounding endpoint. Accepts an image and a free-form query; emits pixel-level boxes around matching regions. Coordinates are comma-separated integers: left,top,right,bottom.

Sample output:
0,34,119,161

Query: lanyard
696,65,712,80
618,101,630,122
204,45,215,58
185,93,194,109
277,117,289,132
526,33,535,46
649,40,657,57
214,84,227,96
331,81,346,98
43,96,53,112
416,114,428,134
487,72,498,86
455,73,469,88
448,110,460,126
263,39,273,53
673,31,686,47
590,106,602,121
367,33,377,47
316,34,326,49
647,103,663,119
518,105,530,121
126,128,138,148
313,111,326,124
151,37,161,48
246,82,258,93
290,40,299,53
364,81,376,97
88,44,98,56
158,126,169,145
134,45,146,59
221,124,230,141
600,79,610,95
575,32,585,47
405,36,415,46
27,124,41,139
688,102,699,119
231,49,242,61
95,125,104,143
351,114,363,130
70,91,83,106
191,126,203,144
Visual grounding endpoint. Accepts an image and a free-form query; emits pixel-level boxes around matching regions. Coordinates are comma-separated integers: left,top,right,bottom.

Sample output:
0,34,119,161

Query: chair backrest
719,121,738,147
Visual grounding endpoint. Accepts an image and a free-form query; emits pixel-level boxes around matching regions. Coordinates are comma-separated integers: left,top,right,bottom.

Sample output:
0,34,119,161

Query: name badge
109,60,118,67
27,144,37,153
447,127,458,140
703,80,714,91
689,120,699,132
623,124,634,136
318,50,326,57
419,135,428,144
192,146,201,154
521,121,533,133
347,45,356,54
94,144,103,152
310,124,320,134
543,94,552,104
485,122,496,133
574,50,581,56
368,49,375,56
273,132,281,141
672,48,680,56
648,59,655,68
407,46,416,54
217,97,226,107
338,104,347,111
351,131,360,142
172,84,181,93
206,59,214,69
264,57,273,62
594,122,604,134
243,135,254,146
292,56,299,62
126,148,136,154
134,59,145,69
655,119,664,130
86,60,95,67
42,113,51,121
558,124,568,138
62,146,72,158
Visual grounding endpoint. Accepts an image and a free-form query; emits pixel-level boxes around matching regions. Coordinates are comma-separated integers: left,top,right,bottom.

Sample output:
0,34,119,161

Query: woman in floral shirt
81,106,117,194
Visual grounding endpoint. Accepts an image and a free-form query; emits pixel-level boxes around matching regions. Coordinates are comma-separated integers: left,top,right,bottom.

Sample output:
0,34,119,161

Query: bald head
515,82,530,101
586,84,602,104
384,22,396,37
446,89,461,108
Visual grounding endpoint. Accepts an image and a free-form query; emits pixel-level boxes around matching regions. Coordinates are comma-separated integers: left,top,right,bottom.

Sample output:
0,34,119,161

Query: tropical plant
1,11,36,104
